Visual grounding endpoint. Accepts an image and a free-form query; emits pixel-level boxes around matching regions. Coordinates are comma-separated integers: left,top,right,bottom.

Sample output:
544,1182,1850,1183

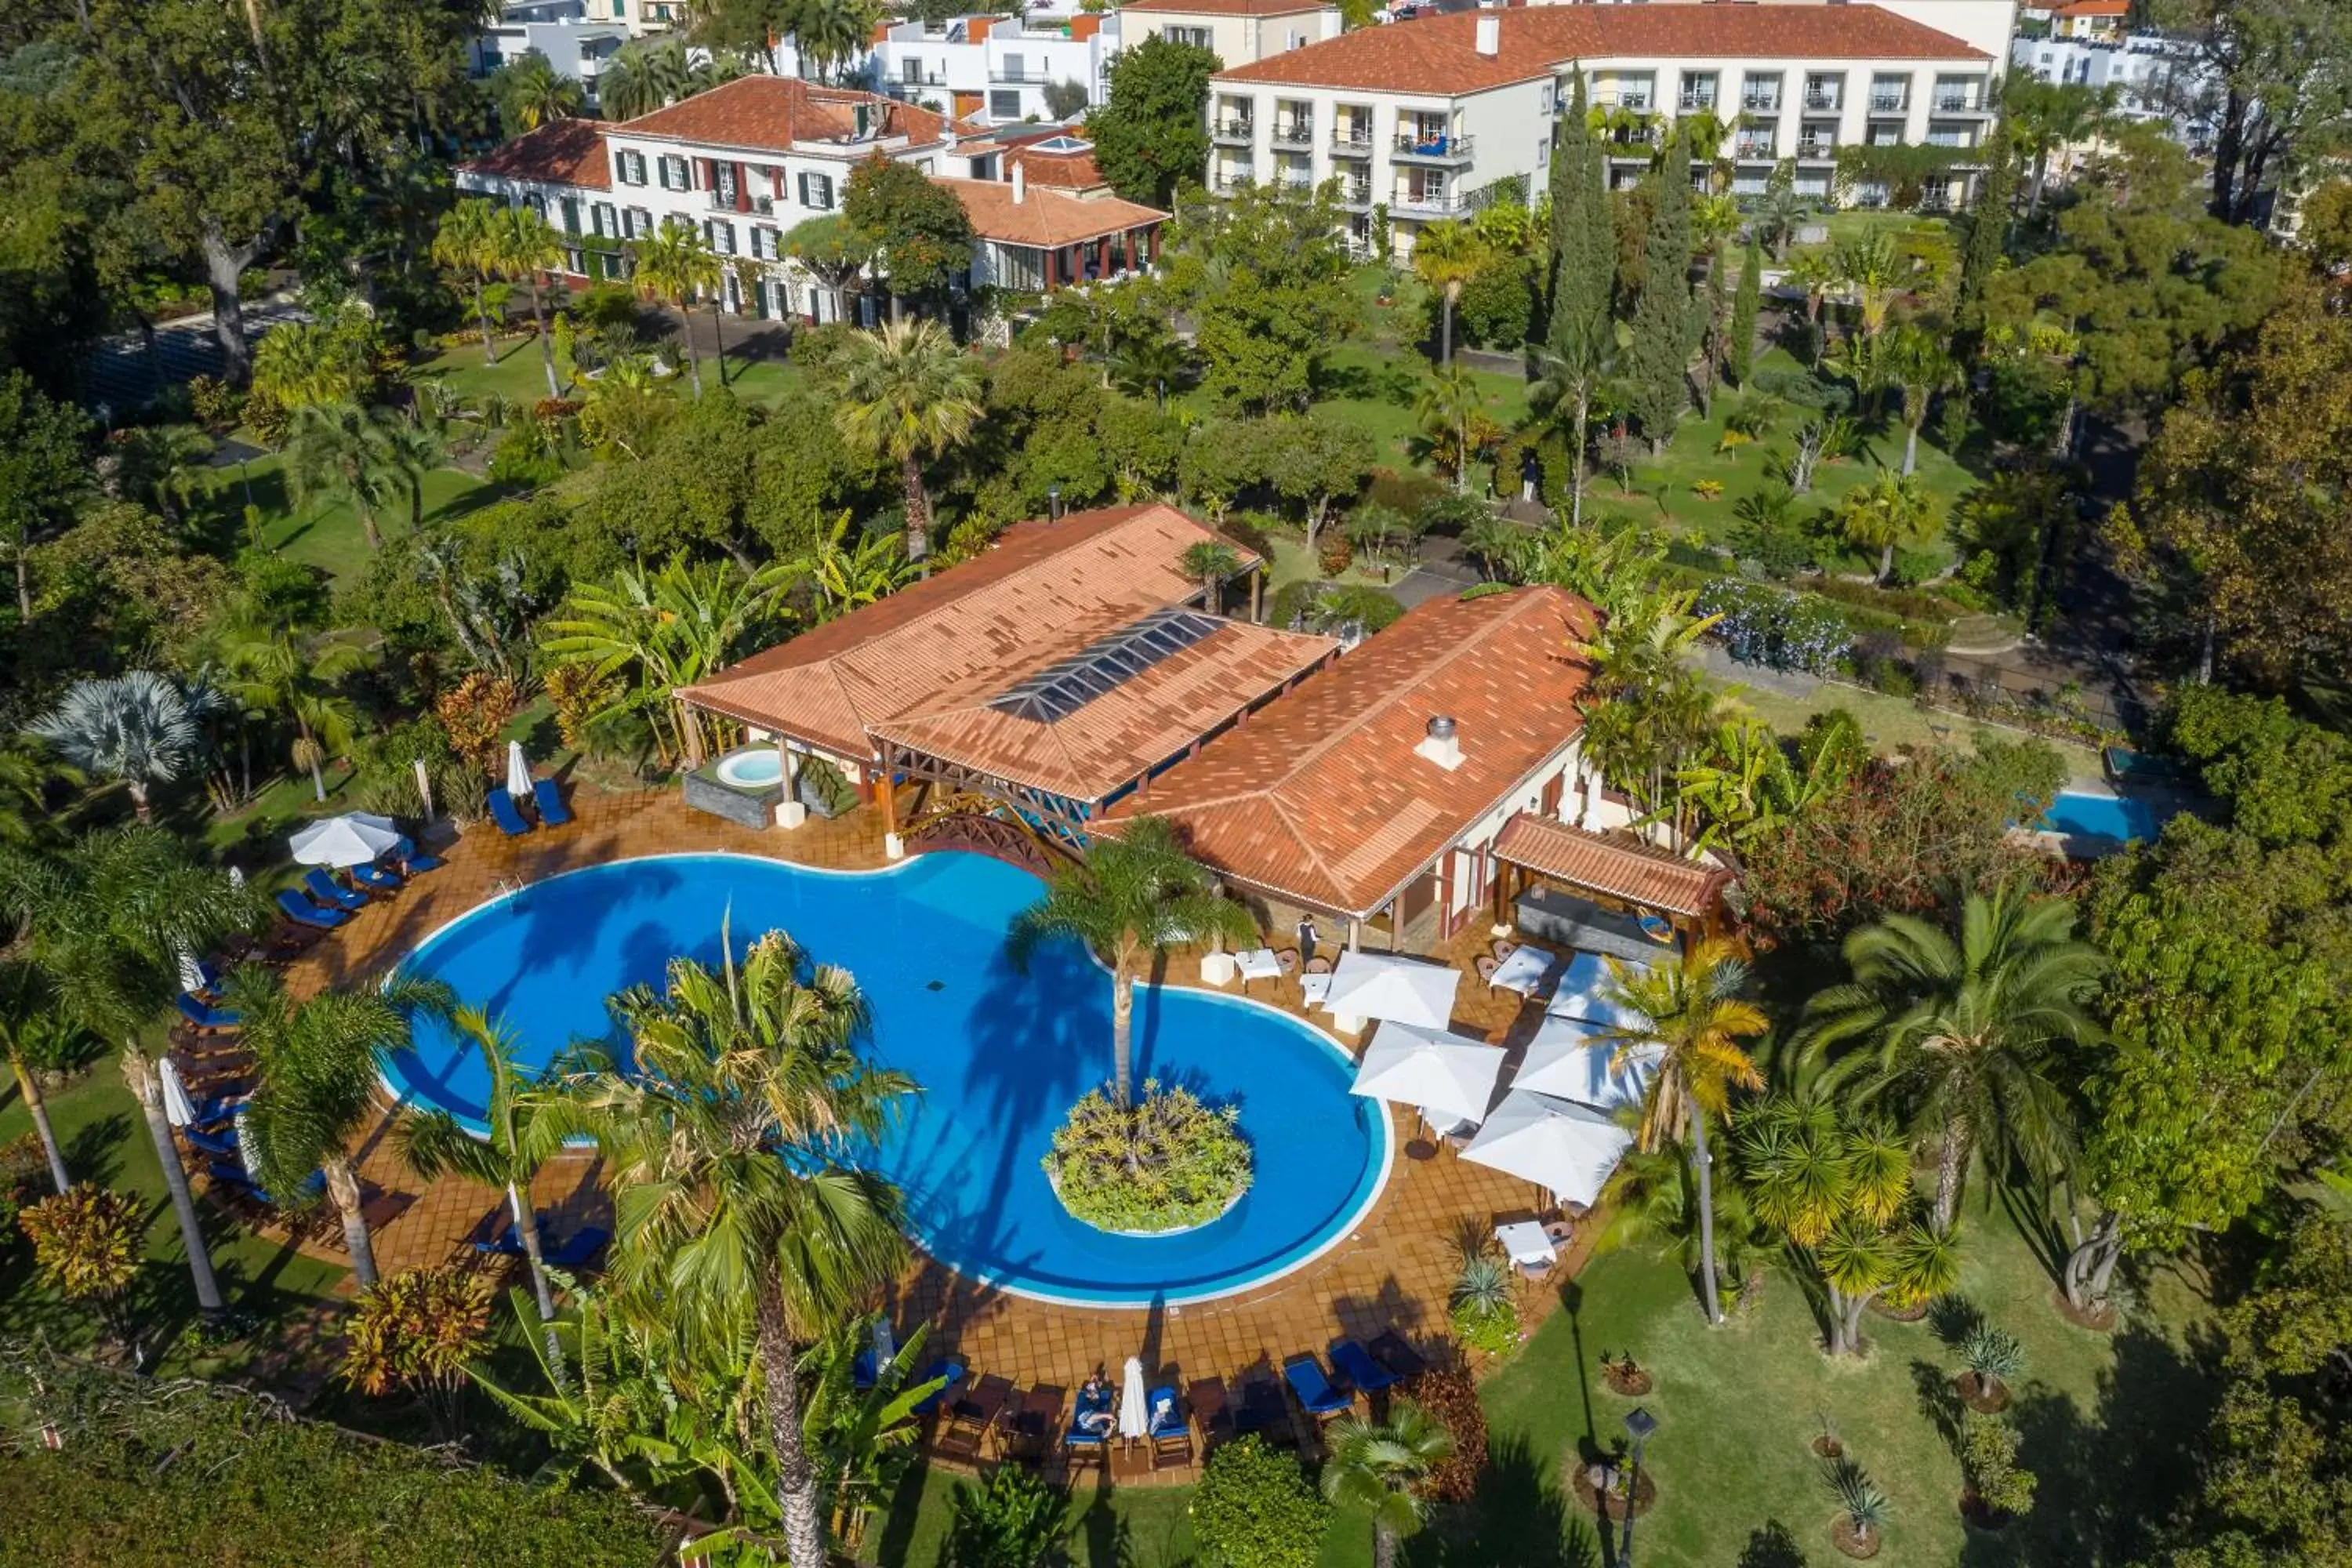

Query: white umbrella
871,1316,896,1375
505,739,532,800
159,1055,198,1128
1117,1355,1149,1443
289,812,403,869
1514,1016,1661,1112
176,946,209,996
1322,950,1462,1030
1350,1022,1507,1126
1461,1090,1634,1210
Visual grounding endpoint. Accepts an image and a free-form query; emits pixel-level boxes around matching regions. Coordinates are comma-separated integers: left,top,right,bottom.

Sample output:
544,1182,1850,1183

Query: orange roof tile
1490,813,1732,920
1094,586,1599,920
1123,0,1330,14
616,76,975,154
1002,137,1108,192
458,118,612,191
938,176,1167,247
678,505,1279,766
1216,5,1985,95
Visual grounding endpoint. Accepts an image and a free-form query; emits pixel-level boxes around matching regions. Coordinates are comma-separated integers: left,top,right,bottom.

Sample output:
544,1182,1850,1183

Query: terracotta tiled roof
868,612,1334,801
1490,813,1732,920
2054,0,2129,14
1123,0,1329,15
1215,5,1986,95
1094,586,1599,920
1000,135,1107,191
458,118,612,191
938,177,1167,247
678,505,1279,766
616,76,975,154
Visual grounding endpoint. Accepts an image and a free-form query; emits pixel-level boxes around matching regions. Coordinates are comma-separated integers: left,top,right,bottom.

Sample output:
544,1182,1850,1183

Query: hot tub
715,748,785,789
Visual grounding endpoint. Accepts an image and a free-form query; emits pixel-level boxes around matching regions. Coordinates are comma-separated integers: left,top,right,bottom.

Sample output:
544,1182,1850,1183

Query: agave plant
1824,1457,1892,1546
1960,1322,2025,1401
1450,1254,1515,1319
25,673,201,820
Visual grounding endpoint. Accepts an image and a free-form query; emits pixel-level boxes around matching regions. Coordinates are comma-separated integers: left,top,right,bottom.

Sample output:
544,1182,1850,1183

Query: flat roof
1094,586,1598,920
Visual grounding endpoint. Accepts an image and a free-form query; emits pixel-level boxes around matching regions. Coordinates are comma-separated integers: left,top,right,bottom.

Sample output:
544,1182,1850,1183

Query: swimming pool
383,851,1391,1307
2042,789,2166,844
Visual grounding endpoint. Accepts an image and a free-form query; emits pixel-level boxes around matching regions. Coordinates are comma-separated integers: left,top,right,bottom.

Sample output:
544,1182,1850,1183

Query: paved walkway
261,784,1578,1459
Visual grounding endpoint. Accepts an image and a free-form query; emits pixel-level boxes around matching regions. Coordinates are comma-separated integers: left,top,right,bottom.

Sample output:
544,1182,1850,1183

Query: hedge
0,1341,675,1568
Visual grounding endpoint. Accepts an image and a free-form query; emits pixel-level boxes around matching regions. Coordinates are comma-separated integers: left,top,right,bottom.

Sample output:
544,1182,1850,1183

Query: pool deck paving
263,782,1588,1473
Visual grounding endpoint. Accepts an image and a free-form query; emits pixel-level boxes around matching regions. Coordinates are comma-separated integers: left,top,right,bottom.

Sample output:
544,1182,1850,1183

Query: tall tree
489,204,567,401
629,222,724,397
215,615,365,804
539,929,913,1568
843,155,975,321
834,319,981,567
1007,815,1252,1108
1090,35,1220,206
26,673,201,822
1882,325,1961,477
432,198,508,368
0,963,81,1193
1728,238,1762,390
783,213,873,323
2153,0,2352,224
1594,938,1768,1326
1835,471,1937,585
1802,886,2103,1234
234,967,452,1289
282,401,439,553
1624,127,1695,454
491,51,584,133
1410,220,1491,367
0,370,90,619
0,827,256,1319
1543,74,1617,531
1953,129,2015,336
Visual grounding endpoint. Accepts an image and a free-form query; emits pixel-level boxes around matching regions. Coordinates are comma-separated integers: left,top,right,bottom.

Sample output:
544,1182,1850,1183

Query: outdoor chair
183,958,223,999
1491,939,1517,961
542,1225,610,1269
1475,955,1500,985
393,835,444,874
468,1211,527,1257
1065,1382,1116,1467
532,777,574,827
1185,1377,1232,1451
302,869,368,912
1367,1330,1430,1381
1276,949,1299,974
935,1374,1011,1462
175,993,241,1033
274,889,351,931
1235,1374,1297,1447
1282,1353,1353,1425
487,787,534,837
1145,1385,1192,1468
1000,1385,1063,1465
1328,1339,1398,1399
350,862,403,895
913,1359,967,1417
181,1123,240,1161
1305,956,1331,975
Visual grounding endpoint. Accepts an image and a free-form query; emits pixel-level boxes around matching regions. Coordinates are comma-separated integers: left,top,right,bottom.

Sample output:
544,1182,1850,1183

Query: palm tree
1835,234,1904,342
249,320,371,412
1835,471,1936,586
397,1007,568,1325
1414,364,1487,495
629,221,724,397
232,967,453,1289
215,615,365,803
0,962,82,1192
0,736,64,854
283,401,440,553
1786,250,1838,365
488,203,568,401
26,672,201,821
1178,541,1244,615
1410,220,1491,366
1593,938,1768,1327
1882,325,1962,477
492,51,583,132
1007,816,1254,1108
0,826,257,1319
1801,887,2103,1234
1755,180,1809,263
835,320,983,568
793,0,873,84
433,198,508,367
535,928,913,1568
1111,333,1189,409
1320,1402,1457,1568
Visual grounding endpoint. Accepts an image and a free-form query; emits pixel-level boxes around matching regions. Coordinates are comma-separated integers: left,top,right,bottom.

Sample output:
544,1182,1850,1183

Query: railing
1802,91,1842,112
1926,132,1976,148
1613,94,1653,111
1210,118,1254,142
1934,93,1982,113
706,191,738,212
1393,130,1473,160
1210,170,1254,193
1339,182,1374,206
898,71,946,86
1741,93,1780,112
1330,129,1374,154
1270,122,1314,147
1733,137,1778,159
1796,137,1836,158
1389,188,1467,213
1276,172,1313,192
1869,93,1907,113
1678,93,1716,112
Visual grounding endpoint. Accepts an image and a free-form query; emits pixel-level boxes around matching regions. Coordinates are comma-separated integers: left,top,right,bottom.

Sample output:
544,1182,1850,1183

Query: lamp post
1621,1405,1657,1566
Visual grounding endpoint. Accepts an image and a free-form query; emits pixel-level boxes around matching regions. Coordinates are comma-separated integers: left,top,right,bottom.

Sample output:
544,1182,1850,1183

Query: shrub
946,1464,1069,1568
1959,1413,2038,1518
1317,530,1354,575
17,1185,143,1336
1449,1254,1520,1356
1890,545,1944,588
487,423,564,486
789,320,866,378
1190,1435,1329,1568
1454,252,1538,349
543,662,616,753
1692,479,1725,500
340,1265,493,1443
434,673,521,776
1825,1457,1893,1544
187,374,242,430
0,1135,45,1250
1408,1363,1489,1503
243,387,290,448
1044,1080,1251,1233
1695,579,1854,674
1960,1323,2025,1389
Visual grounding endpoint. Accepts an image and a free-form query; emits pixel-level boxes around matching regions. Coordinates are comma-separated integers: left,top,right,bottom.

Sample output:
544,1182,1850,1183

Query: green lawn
189,455,510,586
1703,670,2105,781
412,328,805,413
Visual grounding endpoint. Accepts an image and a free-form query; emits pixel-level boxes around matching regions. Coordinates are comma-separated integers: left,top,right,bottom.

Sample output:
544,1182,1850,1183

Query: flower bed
1042,1081,1251,1235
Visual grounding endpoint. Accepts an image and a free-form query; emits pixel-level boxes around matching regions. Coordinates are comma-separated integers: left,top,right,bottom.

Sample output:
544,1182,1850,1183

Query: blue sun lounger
275,889,351,930
488,787,533,837
1283,1353,1352,1421
532,778,573,828
302,869,368,912
183,1123,240,1160
394,835,443,873
543,1225,609,1269
1329,1338,1399,1396
350,862,403,895
913,1359,967,1416
176,993,241,1031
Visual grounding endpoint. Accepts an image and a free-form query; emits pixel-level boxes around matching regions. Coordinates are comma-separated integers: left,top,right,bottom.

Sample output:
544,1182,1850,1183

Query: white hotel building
1205,5,2001,256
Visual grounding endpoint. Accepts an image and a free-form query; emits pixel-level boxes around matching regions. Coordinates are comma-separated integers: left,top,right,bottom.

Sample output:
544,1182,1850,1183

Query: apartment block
1117,0,1345,69
1206,5,1997,255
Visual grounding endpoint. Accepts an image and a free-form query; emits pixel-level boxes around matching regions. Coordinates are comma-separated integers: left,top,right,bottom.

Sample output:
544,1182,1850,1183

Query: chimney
1012,158,1027,204
1475,14,1499,56
1416,714,1464,771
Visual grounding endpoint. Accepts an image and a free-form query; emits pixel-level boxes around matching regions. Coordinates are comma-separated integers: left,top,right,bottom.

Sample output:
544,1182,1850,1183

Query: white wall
1123,5,1342,71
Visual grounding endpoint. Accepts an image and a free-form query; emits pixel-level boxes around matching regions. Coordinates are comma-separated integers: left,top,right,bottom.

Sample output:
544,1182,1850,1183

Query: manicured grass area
188,454,510,586
1813,209,1956,250
412,328,805,412
1708,673,2106,781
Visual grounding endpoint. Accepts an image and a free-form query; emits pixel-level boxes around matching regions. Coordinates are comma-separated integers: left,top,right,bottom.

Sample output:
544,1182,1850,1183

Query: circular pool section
383,852,1391,1306
714,748,785,789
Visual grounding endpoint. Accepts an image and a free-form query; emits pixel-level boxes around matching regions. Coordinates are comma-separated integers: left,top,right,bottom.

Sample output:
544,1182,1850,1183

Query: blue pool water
384,851,1390,1306
2042,789,2165,844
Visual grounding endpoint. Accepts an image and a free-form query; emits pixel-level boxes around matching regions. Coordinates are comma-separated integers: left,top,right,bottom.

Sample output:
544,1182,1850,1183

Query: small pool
714,748,785,789
383,852,1391,1307
2042,789,2165,844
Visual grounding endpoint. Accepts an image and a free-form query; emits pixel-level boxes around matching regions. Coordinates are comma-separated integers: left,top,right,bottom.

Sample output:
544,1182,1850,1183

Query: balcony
1678,92,1717,113
1209,170,1254,194
1741,92,1781,113
1611,93,1653,112
1210,118,1254,145
1796,136,1837,159
1393,129,1474,163
1934,93,1986,114
896,70,946,88
1270,121,1314,148
1276,170,1314,193
1391,187,1467,216
1733,135,1778,160
1330,129,1374,157
706,191,739,212
1338,180,1374,209
1802,90,1842,112
1868,92,1908,114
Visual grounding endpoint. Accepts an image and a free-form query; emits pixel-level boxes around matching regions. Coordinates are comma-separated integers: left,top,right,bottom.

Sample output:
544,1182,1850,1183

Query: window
902,56,923,84
714,162,738,206
752,225,779,260
1167,24,1209,49
626,206,652,237
989,89,1021,119
659,154,691,191
708,220,736,255
564,248,585,274
524,192,547,220
796,171,835,209
616,149,648,185
1002,52,1024,82
559,197,580,234
593,201,617,237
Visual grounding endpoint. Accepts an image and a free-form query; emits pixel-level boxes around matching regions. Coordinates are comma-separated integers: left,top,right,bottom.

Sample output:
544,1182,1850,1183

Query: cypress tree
1955,125,2016,336
1729,237,1762,387
1546,74,1616,530
1625,124,1694,456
